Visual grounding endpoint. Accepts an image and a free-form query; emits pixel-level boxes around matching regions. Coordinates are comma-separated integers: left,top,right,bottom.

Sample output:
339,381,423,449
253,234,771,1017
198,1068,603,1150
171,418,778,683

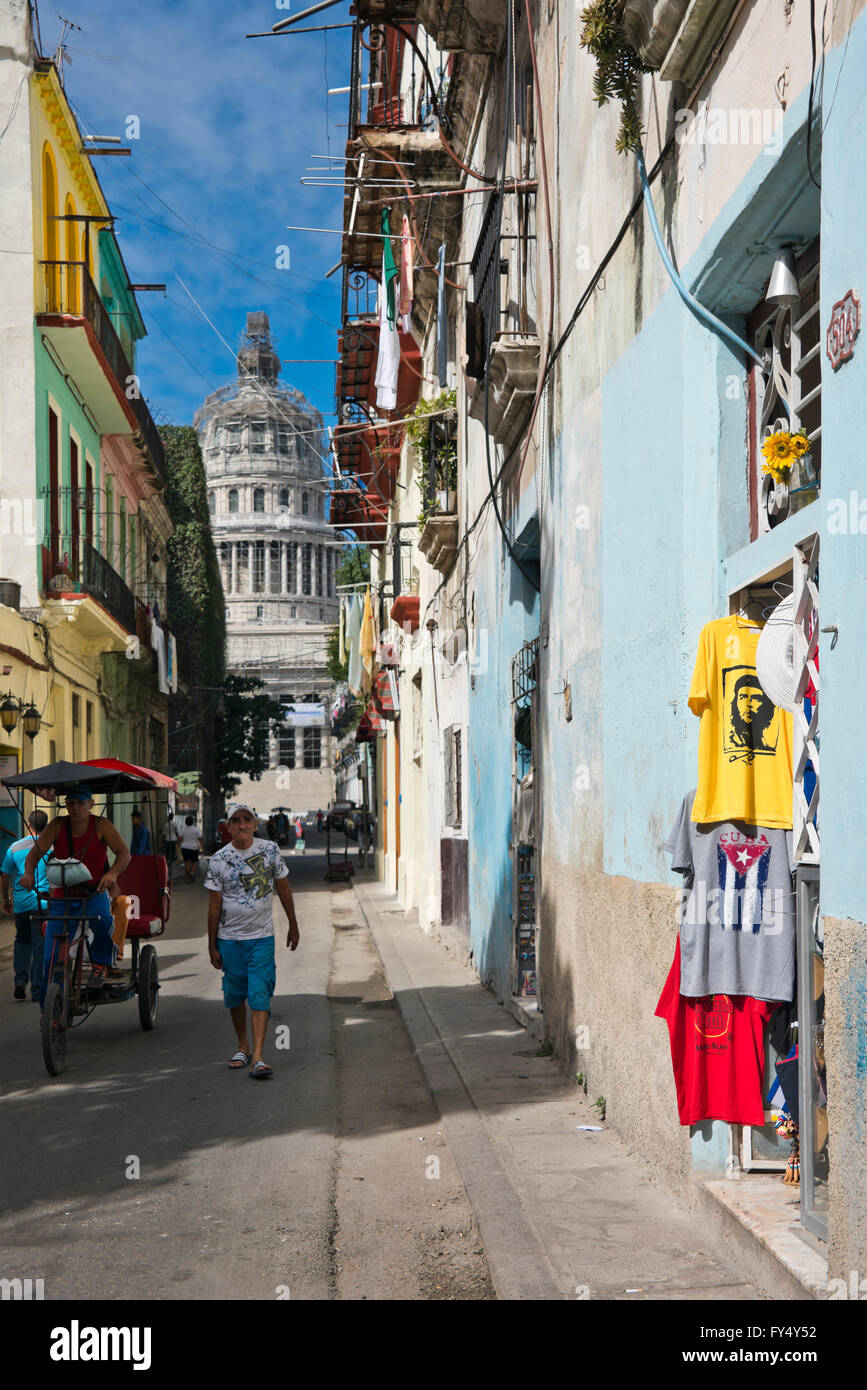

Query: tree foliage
214,674,284,799
160,426,225,805
160,426,225,688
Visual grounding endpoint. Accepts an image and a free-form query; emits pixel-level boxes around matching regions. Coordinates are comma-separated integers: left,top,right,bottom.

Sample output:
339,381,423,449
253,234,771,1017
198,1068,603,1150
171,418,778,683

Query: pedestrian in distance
177,815,203,882
1,810,50,1001
205,803,299,1079
130,809,151,855
162,808,177,866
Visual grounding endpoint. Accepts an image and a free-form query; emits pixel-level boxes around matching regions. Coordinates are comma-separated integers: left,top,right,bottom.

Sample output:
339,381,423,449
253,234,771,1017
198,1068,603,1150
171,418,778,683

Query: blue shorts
218,936,275,1012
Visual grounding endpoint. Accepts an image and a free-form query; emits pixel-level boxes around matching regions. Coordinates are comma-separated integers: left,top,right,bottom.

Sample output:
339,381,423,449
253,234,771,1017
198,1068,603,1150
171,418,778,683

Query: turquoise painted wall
97,229,145,371
591,75,828,889
468,506,539,1000
813,17,867,925
33,327,102,550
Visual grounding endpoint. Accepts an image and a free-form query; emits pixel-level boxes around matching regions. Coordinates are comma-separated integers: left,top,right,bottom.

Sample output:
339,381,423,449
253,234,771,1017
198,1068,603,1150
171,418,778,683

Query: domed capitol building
195,312,340,814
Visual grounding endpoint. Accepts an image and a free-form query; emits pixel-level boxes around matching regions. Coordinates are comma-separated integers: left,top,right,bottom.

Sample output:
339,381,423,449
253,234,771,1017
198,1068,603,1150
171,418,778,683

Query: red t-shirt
654,937,777,1126
50,814,109,899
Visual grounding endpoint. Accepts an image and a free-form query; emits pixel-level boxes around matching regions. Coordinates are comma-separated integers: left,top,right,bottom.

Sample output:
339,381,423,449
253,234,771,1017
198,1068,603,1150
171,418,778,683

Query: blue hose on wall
636,145,764,368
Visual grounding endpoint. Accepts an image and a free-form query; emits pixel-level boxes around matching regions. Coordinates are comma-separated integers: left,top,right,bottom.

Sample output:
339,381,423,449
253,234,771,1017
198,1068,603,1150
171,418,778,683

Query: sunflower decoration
760,429,811,484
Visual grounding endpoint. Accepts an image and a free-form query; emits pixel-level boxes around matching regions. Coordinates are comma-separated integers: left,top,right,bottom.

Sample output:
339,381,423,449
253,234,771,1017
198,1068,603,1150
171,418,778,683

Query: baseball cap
226,802,257,821
65,786,93,800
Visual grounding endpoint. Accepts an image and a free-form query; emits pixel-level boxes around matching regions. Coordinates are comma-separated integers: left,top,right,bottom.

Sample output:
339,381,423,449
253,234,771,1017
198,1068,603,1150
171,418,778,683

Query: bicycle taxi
1,757,174,1076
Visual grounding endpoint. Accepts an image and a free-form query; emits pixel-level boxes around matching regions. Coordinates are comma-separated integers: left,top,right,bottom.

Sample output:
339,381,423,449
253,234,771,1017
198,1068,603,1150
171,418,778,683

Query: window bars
753,245,821,534
511,636,539,704
793,534,820,865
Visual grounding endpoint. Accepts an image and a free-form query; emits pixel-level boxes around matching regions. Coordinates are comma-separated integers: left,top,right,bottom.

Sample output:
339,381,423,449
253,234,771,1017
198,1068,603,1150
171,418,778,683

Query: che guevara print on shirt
721,664,781,764
688,616,793,828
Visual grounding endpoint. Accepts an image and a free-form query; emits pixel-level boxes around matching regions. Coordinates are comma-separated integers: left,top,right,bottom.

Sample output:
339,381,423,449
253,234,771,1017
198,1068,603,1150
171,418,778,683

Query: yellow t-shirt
688,615,793,828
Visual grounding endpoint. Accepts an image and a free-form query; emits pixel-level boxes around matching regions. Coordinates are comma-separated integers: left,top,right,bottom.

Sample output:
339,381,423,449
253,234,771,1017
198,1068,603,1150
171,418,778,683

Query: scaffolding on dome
193,311,329,468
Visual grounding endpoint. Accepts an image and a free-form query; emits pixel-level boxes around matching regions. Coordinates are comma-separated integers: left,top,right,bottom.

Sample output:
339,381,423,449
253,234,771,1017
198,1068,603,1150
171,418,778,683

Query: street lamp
0,695,19,732
21,704,42,740
0,694,42,738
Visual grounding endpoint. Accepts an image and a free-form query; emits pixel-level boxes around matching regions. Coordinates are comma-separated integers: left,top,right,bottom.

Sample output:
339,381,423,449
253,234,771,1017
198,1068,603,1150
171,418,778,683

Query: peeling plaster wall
533,0,867,1245
824,915,867,1277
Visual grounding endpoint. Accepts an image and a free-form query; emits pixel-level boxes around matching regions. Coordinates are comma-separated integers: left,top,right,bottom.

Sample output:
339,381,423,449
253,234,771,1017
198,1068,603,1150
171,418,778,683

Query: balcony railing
40,260,167,486
42,533,137,634
348,21,425,140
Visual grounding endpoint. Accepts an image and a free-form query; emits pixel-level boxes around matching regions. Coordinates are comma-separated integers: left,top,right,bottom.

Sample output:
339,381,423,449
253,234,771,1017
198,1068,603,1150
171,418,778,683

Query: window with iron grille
748,240,821,538
228,488,239,513
467,83,537,376
270,541,281,593
302,544,312,595
316,545,324,596
303,727,321,769
468,190,504,376
288,542,297,592
444,725,462,829
250,422,266,453
253,487,265,512
278,727,296,767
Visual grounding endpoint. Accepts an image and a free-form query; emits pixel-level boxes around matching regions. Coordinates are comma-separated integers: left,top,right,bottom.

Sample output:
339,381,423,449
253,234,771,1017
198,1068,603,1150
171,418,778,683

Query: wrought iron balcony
42,533,137,634
39,260,167,487
352,1,504,54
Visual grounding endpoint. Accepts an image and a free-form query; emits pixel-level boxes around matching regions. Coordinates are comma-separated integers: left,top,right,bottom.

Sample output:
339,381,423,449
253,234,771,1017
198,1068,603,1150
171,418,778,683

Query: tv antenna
54,14,82,86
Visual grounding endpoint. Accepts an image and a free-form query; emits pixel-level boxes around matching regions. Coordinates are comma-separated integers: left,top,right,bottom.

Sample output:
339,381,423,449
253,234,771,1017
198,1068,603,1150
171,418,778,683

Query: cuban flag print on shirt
716,832,771,934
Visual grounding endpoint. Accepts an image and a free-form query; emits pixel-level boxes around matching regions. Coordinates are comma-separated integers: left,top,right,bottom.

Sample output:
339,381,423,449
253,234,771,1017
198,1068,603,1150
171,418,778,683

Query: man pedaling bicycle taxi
18,786,131,1004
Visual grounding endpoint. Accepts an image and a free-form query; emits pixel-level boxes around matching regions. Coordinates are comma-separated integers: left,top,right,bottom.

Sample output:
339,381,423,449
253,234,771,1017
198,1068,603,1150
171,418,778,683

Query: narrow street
0,833,769,1303
0,836,492,1301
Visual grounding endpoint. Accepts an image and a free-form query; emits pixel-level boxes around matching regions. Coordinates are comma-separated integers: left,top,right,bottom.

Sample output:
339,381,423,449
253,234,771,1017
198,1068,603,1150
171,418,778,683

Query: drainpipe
635,145,763,368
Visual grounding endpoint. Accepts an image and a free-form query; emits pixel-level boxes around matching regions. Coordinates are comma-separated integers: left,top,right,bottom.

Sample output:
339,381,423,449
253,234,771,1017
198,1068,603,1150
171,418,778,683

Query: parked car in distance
329,799,355,831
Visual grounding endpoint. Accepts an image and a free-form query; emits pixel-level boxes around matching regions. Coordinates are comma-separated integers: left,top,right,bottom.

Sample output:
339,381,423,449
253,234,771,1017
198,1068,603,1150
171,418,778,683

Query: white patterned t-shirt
204,838,289,940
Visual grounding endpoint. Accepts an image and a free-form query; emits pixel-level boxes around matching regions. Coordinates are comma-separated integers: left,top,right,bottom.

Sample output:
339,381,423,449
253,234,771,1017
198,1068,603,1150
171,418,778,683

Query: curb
351,878,565,1301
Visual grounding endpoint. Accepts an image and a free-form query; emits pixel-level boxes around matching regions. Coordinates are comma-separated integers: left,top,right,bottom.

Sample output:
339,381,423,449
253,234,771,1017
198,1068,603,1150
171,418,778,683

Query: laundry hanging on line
375,207,400,411
399,213,414,334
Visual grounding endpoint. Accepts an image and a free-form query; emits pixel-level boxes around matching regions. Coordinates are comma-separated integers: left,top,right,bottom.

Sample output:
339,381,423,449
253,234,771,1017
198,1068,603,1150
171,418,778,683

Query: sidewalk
353,876,766,1302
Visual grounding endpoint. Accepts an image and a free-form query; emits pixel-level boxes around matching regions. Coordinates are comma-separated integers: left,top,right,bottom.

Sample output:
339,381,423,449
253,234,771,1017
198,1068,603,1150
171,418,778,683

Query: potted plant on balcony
407,389,457,526
48,550,73,592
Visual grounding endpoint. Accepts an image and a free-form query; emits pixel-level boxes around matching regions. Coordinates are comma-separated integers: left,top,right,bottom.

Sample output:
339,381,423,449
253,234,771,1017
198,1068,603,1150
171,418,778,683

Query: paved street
0,835,492,1301
0,831,771,1302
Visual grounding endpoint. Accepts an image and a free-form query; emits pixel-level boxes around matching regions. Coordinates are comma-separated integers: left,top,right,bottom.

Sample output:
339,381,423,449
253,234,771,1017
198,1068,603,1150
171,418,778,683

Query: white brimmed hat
755,595,796,711
226,801,257,821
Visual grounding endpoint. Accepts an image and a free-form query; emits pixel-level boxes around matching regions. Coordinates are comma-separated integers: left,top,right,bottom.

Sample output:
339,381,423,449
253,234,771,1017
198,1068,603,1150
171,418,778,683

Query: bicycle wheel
42,982,67,1076
137,945,159,1031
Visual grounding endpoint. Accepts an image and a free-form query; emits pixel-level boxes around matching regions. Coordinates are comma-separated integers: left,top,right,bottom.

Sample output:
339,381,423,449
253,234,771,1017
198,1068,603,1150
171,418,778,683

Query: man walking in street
130,810,151,855
204,803,299,1079
1,810,50,1001
162,809,177,867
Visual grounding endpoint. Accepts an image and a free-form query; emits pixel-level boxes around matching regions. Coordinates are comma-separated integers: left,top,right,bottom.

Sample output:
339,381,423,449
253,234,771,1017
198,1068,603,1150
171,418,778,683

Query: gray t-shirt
665,791,795,1001
204,838,289,940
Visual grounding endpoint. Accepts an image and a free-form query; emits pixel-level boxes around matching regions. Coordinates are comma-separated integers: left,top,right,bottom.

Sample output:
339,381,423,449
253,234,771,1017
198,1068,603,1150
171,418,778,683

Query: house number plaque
826,289,861,370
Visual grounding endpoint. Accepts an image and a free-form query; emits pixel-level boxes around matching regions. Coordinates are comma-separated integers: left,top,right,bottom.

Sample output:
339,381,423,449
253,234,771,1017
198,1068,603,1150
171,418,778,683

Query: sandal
250,1061,272,1080
227,1051,251,1069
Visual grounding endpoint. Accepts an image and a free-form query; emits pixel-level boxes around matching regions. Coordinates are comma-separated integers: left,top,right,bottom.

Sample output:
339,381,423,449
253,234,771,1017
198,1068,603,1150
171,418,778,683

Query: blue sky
40,0,355,429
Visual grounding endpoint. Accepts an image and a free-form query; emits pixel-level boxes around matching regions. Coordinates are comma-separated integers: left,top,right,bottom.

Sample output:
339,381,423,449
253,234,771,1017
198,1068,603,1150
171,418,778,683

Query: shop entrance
731,534,825,1240
511,637,539,1002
